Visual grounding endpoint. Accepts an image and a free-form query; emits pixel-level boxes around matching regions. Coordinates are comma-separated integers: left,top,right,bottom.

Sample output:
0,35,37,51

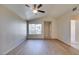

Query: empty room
0,4,79,55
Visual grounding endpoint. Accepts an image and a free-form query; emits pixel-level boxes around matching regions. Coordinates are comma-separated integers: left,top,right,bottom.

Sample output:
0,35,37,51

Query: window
29,24,42,34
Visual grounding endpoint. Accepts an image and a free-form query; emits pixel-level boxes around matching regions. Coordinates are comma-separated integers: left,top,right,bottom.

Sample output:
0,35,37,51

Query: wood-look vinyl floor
7,39,79,55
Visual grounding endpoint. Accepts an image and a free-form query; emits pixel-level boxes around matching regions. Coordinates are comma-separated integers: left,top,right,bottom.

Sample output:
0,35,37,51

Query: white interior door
44,22,51,39
71,20,76,43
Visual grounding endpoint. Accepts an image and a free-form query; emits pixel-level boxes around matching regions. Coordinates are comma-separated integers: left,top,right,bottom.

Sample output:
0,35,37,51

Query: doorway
44,21,52,39
71,20,76,43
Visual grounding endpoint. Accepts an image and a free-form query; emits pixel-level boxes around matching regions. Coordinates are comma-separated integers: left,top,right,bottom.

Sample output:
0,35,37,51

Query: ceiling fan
72,7,77,11
25,4,45,14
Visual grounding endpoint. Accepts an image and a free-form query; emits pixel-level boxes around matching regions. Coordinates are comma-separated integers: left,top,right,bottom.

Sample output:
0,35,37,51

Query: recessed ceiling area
3,4,78,20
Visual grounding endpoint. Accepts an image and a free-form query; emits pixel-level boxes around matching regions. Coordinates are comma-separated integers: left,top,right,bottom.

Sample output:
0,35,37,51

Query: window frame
28,24,42,34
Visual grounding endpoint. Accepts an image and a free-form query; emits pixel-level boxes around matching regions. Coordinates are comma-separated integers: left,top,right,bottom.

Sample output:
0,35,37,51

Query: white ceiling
3,4,26,19
3,4,78,20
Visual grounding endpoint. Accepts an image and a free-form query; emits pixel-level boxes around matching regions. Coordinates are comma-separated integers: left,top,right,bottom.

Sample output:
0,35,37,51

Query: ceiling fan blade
25,4,30,7
38,10,45,13
73,7,77,11
34,4,37,9
37,4,42,9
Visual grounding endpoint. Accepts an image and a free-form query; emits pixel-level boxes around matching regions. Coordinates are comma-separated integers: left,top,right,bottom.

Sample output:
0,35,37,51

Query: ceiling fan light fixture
25,4,45,14
32,10,38,13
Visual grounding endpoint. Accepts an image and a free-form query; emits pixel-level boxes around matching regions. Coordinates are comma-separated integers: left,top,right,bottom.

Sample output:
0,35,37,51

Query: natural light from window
29,24,42,34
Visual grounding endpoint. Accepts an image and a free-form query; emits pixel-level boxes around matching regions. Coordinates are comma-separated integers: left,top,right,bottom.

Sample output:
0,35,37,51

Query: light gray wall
56,15,71,44
0,5,26,54
75,20,79,42
56,9,79,45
